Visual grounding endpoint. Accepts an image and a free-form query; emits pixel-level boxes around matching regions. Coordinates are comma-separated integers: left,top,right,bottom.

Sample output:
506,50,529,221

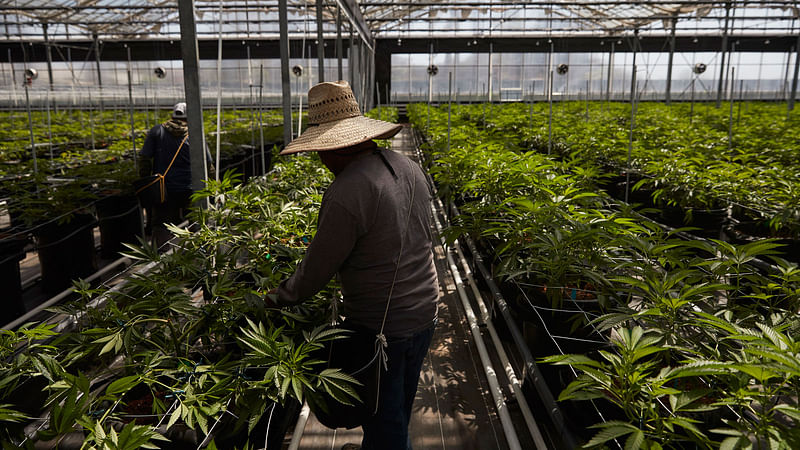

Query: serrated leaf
280,375,291,399
584,421,639,447
106,375,141,395
166,404,182,429
291,377,304,403
624,430,644,450
719,436,747,450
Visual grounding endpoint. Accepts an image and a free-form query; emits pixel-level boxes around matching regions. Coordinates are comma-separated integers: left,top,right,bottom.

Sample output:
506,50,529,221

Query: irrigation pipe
430,203,523,450
449,225,547,449
286,402,310,450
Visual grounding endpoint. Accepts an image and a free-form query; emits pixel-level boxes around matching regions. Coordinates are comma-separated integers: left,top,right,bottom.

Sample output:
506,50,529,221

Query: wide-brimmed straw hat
280,80,402,155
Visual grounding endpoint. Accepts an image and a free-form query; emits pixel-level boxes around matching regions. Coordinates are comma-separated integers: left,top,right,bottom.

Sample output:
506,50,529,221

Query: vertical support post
316,0,325,83
630,31,639,98
729,67,735,152
488,42,493,102
351,40,359,102
606,41,614,103
585,78,590,121
447,71,452,153
783,47,793,101
788,33,800,112
178,0,208,196
259,65,266,172
89,89,96,150
738,79,744,124
376,82,381,119
247,45,255,147
8,49,17,107
215,0,223,182
625,66,638,204
690,77,696,122
93,32,104,113
24,84,38,178
45,89,53,160
665,16,677,105
480,82,486,120
279,0,292,146
348,25,354,88
126,47,137,171
409,51,413,103
548,70,553,155
42,23,54,91
716,2,731,108
588,50,593,101
368,41,376,110
428,42,434,103
365,43,371,110
360,42,367,110
547,40,554,102
336,6,343,81
498,52,503,101
728,41,737,105
529,81,535,129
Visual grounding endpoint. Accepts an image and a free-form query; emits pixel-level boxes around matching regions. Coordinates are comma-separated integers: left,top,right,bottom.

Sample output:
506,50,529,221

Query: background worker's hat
280,81,402,155
172,102,187,120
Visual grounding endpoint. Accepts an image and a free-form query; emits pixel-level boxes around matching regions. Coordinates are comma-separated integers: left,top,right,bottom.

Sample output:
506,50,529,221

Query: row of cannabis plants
456,101,800,239
0,106,398,448
1,153,358,449
0,109,286,312
409,103,800,449
1,108,285,229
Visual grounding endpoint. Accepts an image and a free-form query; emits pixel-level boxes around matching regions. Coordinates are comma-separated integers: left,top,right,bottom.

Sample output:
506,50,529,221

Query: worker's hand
264,287,280,308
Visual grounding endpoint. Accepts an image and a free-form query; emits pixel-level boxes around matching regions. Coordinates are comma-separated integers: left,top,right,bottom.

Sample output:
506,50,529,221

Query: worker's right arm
275,197,359,306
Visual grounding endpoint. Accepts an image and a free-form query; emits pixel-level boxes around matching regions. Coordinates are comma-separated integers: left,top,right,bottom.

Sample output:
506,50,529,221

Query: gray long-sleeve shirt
276,149,439,338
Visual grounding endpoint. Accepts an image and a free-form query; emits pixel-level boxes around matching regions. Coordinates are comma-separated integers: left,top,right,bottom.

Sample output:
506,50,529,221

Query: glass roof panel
0,1,797,41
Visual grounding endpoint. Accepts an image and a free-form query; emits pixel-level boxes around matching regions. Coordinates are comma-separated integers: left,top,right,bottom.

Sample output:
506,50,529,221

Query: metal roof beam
334,0,373,48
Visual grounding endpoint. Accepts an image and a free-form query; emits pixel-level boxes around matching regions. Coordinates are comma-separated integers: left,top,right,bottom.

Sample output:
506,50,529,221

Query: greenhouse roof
0,1,798,42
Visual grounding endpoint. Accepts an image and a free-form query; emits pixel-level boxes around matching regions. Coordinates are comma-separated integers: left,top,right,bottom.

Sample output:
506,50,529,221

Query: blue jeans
361,323,435,450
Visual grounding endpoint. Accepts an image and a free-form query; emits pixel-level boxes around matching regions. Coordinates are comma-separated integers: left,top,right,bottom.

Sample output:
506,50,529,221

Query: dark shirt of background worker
139,102,212,248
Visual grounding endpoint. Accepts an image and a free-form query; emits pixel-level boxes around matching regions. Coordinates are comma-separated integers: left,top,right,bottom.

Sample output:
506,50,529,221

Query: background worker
139,102,212,247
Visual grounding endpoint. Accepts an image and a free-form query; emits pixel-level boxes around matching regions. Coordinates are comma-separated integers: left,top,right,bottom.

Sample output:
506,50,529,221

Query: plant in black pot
15,177,99,295
76,157,143,260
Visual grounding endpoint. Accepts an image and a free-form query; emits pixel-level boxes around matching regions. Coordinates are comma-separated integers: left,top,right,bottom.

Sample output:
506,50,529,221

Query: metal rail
411,127,578,448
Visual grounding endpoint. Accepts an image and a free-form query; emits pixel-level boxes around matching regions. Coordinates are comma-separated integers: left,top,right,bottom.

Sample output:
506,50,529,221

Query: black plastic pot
241,145,274,180
660,206,729,238
614,181,654,207
0,230,29,322
2,180,37,230
240,145,257,182
96,193,142,259
213,398,301,449
219,151,246,185
725,221,800,264
34,213,97,295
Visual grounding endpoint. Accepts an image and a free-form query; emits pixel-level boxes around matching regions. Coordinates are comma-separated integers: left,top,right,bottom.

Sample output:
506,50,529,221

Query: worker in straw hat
266,81,438,450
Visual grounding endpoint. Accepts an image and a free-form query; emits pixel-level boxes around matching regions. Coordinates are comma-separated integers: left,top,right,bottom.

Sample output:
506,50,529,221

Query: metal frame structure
1,1,799,108
1,1,797,41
